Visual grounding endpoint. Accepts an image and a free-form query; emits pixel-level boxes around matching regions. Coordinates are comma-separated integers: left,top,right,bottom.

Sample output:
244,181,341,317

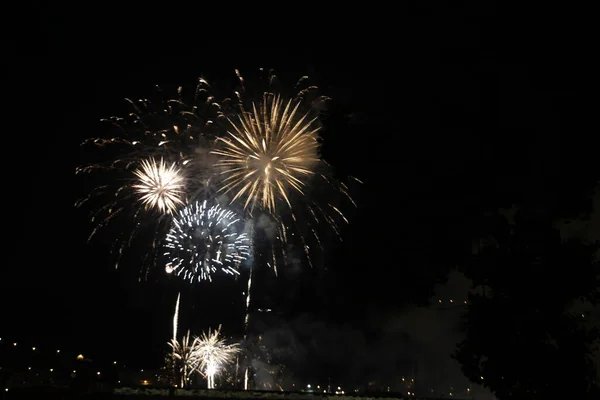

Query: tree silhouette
454,207,600,399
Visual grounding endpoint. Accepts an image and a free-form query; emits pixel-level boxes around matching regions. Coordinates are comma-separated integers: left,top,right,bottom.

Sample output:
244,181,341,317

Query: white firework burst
132,157,186,214
195,325,240,389
163,200,251,282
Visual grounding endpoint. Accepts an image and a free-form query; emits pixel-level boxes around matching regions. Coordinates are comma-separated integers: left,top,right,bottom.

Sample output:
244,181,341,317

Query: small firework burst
195,325,241,389
168,330,201,388
132,157,185,214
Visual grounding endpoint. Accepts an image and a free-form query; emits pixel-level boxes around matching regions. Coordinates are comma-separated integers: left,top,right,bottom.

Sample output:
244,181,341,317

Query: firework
210,71,360,271
195,325,241,389
168,330,201,388
76,78,228,274
133,157,185,214
212,95,320,213
173,292,181,341
163,200,251,282
76,69,359,279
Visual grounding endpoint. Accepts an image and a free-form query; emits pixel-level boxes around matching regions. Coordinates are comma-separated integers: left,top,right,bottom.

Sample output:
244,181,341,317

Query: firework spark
133,157,185,214
163,200,251,282
195,325,241,389
212,95,320,214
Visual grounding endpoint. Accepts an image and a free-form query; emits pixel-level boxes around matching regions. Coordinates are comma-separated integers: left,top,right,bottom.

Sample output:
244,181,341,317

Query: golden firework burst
212,95,320,213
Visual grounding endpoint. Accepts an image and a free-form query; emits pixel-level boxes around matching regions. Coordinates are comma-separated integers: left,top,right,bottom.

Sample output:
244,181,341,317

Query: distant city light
56,350,60,353
49,368,53,372
77,354,84,360
13,343,16,347
31,347,36,351
97,372,101,376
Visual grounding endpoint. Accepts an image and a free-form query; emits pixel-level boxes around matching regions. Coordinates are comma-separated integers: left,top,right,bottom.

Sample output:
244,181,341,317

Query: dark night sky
2,2,595,383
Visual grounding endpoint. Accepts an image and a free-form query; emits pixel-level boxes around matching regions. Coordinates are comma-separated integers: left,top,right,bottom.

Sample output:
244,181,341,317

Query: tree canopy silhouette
454,206,600,399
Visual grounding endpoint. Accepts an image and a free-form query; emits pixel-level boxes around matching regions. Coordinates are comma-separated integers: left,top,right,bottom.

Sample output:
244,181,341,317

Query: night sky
2,2,597,393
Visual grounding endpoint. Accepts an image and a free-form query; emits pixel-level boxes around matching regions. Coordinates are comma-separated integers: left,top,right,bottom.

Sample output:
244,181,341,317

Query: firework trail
243,263,253,390
163,200,251,283
195,325,241,389
166,292,182,386
173,292,181,341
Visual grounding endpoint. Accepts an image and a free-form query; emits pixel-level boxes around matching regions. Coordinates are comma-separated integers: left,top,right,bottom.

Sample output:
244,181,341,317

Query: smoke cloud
247,270,495,398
